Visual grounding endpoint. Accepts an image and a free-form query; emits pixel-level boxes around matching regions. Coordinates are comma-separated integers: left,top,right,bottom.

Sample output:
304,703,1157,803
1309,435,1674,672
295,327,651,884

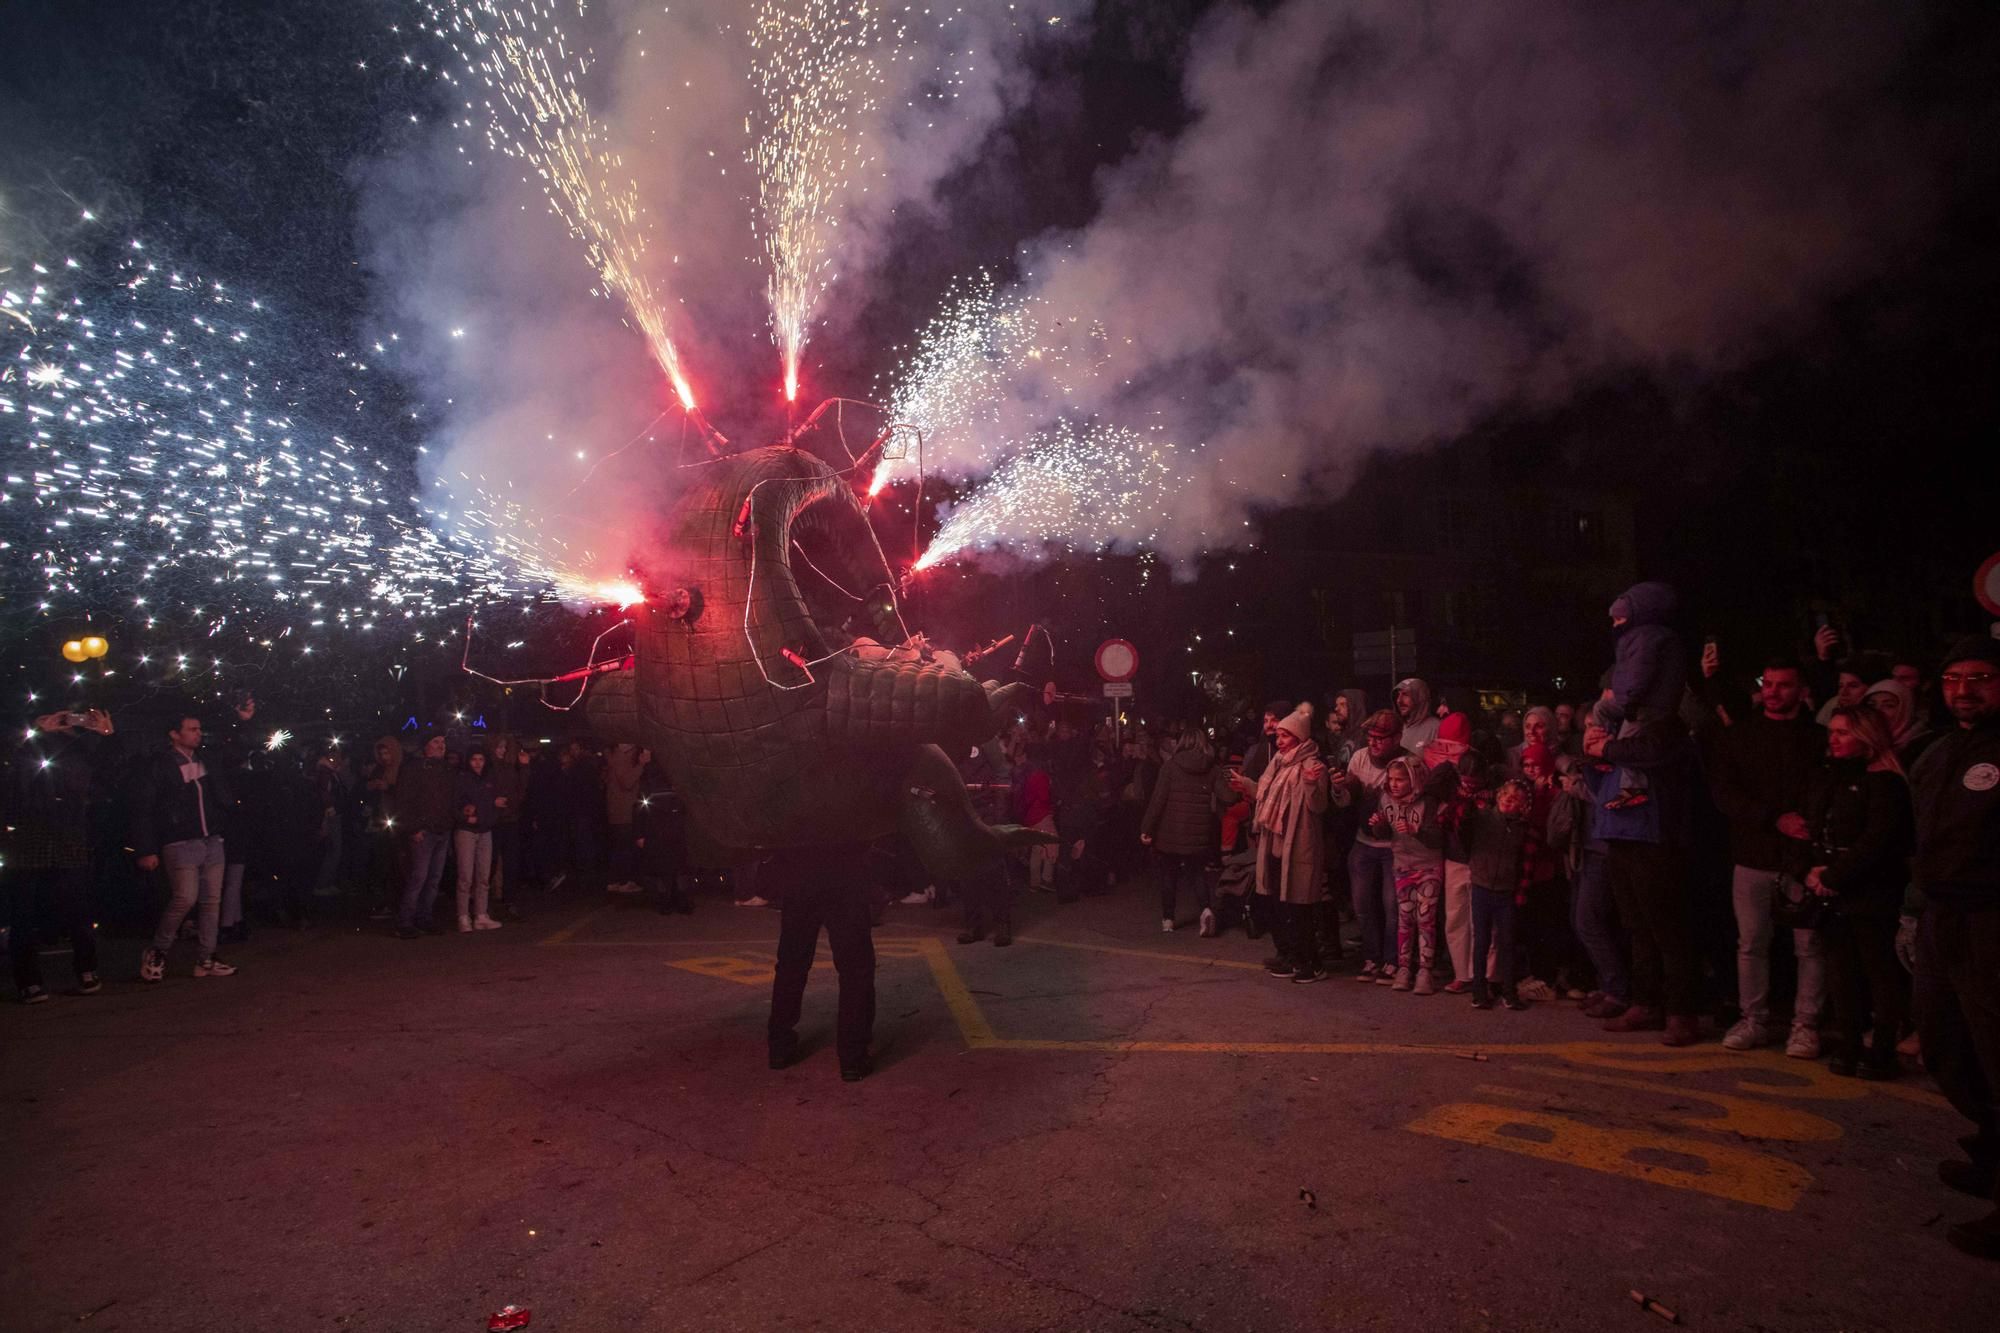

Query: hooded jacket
1607,582,1686,726
1326,689,1371,768
1394,678,1439,754
1141,742,1226,856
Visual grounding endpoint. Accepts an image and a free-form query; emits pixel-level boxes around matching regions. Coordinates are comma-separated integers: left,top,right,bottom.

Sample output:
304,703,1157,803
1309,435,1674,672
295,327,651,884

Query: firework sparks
2,240,636,665
869,269,1112,496
915,420,1181,570
425,1,698,410
749,0,896,403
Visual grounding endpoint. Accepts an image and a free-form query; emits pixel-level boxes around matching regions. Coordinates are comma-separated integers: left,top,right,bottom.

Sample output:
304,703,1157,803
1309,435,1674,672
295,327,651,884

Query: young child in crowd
1455,778,1536,1010
1595,581,1686,810
1376,755,1444,994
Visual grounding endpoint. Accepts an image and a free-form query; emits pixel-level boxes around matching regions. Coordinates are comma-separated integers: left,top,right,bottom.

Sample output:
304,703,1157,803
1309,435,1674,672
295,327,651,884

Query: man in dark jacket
5,709,110,1001
1909,637,2000,1261
1706,658,1828,1056
132,712,237,981
392,734,455,937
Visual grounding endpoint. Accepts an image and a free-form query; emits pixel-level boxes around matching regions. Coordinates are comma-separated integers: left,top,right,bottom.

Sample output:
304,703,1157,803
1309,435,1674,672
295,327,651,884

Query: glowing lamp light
61,640,89,663
82,635,109,659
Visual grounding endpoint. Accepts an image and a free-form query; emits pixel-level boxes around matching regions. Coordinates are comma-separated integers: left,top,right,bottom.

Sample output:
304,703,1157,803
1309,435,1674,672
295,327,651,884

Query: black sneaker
396,926,421,940
1264,956,1294,978
1470,994,1495,1010
1290,969,1322,985
20,984,51,1005
957,926,987,945
1502,994,1529,1011
992,926,1012,947
76,972,102,995
840,1055,874,1083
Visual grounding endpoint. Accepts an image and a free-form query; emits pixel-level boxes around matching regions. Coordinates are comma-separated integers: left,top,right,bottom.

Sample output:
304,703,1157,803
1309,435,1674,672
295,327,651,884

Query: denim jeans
454,829,494,921
154,835,226,960
1732,864,1824,1027
1570,847,1628,1003
399,833,451,930
1349,841,1396,966
1470,887,1518,998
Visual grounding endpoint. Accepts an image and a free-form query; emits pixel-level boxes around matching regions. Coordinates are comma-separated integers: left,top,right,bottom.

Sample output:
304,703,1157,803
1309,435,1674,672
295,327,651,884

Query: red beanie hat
1437,712,1472,746
1520,742,1555,773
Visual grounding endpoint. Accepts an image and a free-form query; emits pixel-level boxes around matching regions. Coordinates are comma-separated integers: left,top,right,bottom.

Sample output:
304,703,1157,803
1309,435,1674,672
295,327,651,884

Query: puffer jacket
1141,746,1226,856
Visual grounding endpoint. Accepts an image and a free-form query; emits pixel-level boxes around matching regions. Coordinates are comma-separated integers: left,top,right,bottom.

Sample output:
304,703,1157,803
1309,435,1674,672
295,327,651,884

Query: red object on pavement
488,1306,532,1330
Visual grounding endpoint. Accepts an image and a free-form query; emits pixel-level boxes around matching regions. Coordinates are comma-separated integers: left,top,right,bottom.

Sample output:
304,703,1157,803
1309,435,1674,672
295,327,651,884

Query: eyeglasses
1941,672,2000,688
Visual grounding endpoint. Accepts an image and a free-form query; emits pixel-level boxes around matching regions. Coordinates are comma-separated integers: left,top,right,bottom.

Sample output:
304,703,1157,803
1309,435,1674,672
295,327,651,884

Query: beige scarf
1255,737,1322,846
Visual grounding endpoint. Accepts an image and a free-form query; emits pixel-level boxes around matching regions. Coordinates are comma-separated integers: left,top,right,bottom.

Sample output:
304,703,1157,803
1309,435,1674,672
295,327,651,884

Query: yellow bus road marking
1511,1067,1845,1142
1406,1100,1814,1211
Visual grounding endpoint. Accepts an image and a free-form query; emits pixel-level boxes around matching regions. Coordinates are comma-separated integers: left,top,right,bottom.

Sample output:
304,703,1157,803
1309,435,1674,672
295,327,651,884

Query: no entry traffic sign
1094,638,1138,682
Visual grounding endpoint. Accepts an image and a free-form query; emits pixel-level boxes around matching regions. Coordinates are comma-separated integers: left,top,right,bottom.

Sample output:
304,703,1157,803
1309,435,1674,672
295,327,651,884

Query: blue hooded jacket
1608,581,1686,726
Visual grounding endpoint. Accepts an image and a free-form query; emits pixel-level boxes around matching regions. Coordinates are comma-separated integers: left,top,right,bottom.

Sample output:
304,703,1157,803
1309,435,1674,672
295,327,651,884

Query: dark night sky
3,0,1997,718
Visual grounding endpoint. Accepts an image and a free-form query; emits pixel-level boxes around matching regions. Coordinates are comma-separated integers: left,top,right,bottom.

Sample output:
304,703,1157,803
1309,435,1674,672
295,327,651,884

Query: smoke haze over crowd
364,0,1952,571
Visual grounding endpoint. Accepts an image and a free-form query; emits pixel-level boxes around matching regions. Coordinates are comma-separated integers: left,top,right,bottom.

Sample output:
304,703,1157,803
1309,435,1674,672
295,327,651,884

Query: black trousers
1824,910,1904,1068
1607,841,1698,1017
1277,900,1322,974
8,866,98,991
960,858,1013,934
1915,903,2000,1184
767,846,876,1066
1155,851,1209,920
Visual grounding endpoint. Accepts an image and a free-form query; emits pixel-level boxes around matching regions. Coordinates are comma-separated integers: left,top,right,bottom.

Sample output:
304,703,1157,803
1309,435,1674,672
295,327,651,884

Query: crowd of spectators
4,583,1997,1259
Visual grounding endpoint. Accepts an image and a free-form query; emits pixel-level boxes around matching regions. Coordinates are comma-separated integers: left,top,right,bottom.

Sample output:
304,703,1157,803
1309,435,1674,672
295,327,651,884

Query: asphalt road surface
3,889,1990,1331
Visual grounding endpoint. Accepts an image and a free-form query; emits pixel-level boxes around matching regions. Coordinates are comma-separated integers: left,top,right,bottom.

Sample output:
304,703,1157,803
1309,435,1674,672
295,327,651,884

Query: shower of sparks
425,0,698,410
265,727,294,751
870,271,1111,495
749,0,896,403
2,244,637,650
914,420,1181,570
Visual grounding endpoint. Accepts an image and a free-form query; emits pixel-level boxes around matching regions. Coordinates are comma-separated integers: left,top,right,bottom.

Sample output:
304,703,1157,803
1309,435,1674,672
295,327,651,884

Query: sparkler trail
914,420,1181,570
749,0,895,404
424,0,699,410
870,269,1113,495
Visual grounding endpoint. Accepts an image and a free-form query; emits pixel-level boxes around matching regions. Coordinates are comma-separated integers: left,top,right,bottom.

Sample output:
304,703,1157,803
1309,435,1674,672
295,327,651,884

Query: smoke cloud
368,0,1943,576
967,0,1939,559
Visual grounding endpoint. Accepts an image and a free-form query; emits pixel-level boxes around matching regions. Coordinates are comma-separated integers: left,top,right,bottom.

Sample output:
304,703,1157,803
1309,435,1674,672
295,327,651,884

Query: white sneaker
1392,967,1413,992
193,957,237,978
606,881,643,895
473,915,503,931
1198,908,1217,938
1785,1023,1821,1059
457,915,474,933
1413,969,1436,996
1722,1018,1772,1051
734,895,771,908
139,948,166,983
897,890,931,906
1161,917,1175,933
